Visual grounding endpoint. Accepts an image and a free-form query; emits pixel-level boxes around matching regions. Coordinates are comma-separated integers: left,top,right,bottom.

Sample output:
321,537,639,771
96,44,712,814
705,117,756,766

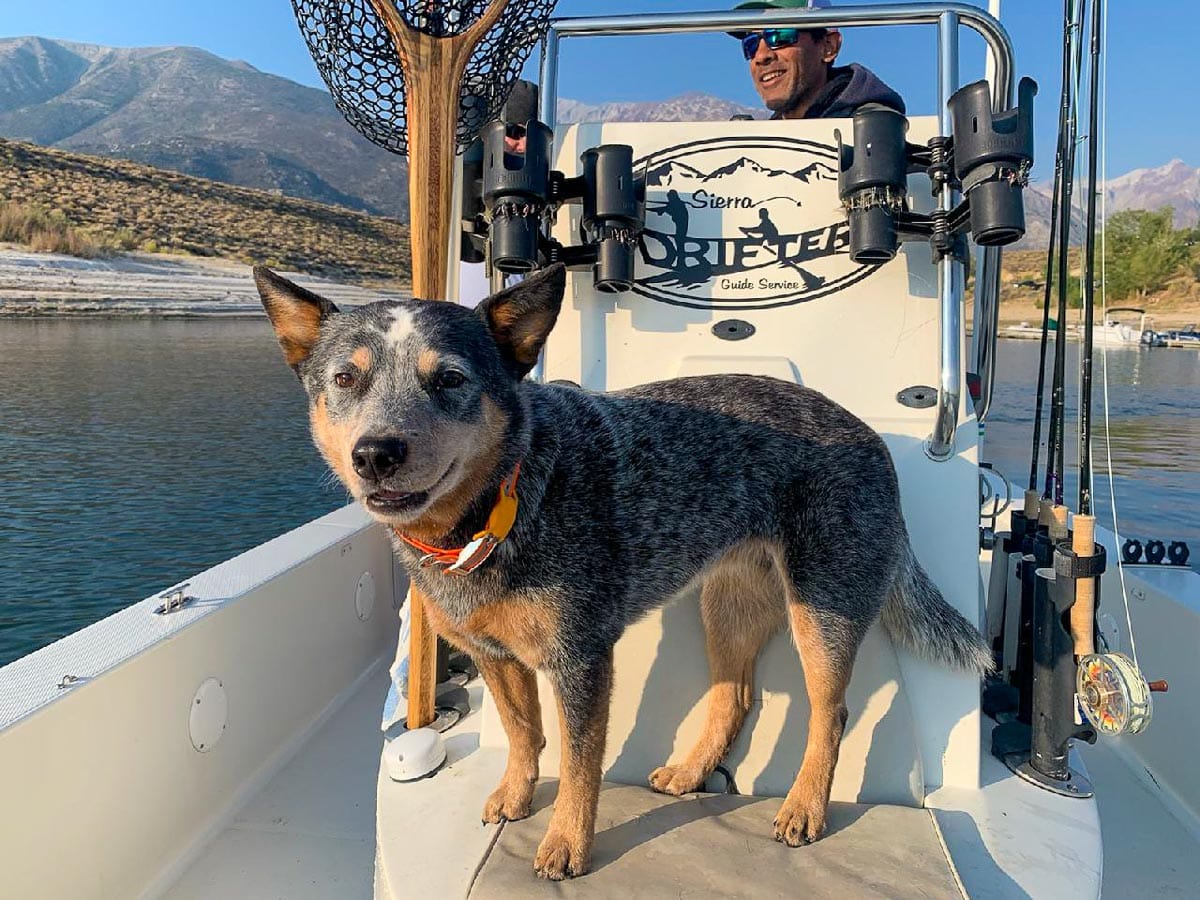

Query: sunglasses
740,29,803,60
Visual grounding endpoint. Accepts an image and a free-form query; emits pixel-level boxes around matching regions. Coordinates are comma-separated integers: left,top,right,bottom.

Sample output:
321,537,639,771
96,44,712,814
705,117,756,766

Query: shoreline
4,247,1198,331
0,245,409,318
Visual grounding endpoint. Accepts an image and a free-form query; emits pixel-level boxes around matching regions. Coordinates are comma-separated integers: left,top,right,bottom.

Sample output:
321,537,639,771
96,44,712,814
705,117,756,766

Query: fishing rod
1025,0,1077,513
1077,0,1102,518
1044,0,1086,510
1061,0,1106,658
1005,0,1082,728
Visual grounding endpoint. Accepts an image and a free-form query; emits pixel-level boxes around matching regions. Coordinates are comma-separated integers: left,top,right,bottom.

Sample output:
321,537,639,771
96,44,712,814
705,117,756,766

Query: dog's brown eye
334,372,356,389
437,370,466,389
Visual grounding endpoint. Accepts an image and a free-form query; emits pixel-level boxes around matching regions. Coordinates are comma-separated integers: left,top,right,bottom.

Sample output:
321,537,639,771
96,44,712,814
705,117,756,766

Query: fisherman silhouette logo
634,135,882,310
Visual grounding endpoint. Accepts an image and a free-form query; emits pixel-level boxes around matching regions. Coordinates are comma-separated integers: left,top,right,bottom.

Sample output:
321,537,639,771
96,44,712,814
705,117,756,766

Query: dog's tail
882,540,994,675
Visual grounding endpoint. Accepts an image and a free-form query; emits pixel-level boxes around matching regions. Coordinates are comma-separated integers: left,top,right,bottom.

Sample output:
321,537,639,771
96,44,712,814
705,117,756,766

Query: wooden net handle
368,0,509,303
367,0,511,730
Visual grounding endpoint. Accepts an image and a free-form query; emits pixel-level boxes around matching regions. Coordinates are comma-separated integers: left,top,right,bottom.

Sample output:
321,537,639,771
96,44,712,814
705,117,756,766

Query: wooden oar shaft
1070,513,1096,658
367,0,511,730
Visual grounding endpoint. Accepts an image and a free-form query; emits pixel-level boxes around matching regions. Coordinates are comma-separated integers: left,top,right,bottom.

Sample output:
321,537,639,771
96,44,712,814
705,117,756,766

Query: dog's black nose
351,437,407,482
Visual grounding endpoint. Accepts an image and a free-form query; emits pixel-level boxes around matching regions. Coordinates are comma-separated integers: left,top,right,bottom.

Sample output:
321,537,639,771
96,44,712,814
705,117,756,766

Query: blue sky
2,1,1192,180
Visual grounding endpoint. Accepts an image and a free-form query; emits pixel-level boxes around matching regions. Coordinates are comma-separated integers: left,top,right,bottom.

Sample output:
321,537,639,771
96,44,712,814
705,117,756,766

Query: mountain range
0,36,411,218
1,36,1196,240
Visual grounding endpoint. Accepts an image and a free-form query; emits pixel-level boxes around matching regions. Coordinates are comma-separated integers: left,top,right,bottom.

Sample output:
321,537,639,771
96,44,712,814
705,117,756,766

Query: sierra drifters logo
634,135,880,310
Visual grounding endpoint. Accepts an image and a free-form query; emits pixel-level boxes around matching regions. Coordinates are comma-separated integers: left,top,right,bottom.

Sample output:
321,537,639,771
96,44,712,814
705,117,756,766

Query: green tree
1103,208,1190,299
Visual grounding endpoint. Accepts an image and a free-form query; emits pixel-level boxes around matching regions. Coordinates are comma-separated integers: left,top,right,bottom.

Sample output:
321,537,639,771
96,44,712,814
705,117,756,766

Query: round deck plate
356,571,376,621
189,678,228,753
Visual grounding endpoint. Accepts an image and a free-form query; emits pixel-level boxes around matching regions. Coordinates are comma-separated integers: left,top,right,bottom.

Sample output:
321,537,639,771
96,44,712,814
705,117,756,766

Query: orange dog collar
393,462,521,575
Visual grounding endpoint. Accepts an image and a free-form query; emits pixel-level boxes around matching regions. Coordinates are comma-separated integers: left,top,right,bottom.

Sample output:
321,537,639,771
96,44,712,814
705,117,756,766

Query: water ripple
0,320,346,666
2,326,1197,665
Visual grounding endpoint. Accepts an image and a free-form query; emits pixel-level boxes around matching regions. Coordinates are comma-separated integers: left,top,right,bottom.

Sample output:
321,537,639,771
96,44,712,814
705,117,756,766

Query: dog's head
254,264,566,534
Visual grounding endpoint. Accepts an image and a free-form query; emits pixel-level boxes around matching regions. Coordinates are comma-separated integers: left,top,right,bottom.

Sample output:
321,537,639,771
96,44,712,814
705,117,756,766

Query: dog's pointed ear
254,266,338,371
476,263,566,379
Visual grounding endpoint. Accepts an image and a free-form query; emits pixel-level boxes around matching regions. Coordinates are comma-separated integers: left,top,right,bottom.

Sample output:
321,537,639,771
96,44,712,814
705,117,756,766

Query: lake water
0,320,345,667
986,338,1200,565
1,320,1197,667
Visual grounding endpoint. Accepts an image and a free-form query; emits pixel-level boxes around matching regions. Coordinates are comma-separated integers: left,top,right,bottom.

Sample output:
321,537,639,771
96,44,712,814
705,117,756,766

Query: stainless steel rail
536,4,1017,456
928,9,962,460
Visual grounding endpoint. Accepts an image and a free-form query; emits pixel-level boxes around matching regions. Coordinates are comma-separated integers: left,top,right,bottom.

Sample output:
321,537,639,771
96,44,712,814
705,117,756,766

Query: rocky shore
0,246,408,317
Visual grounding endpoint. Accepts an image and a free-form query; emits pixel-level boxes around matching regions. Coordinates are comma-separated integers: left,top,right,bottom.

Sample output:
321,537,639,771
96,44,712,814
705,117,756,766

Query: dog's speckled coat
255,262,991,881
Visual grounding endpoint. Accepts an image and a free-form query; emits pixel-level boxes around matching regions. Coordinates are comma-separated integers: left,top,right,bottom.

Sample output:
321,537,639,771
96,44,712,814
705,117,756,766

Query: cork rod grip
1070,514,1097,658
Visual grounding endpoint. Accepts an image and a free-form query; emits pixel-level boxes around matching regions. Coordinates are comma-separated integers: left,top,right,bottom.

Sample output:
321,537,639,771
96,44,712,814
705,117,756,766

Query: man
732,0,904,119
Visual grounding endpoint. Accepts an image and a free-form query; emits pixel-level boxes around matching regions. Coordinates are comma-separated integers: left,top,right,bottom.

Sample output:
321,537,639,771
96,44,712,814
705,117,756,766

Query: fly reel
1077,652,1165,736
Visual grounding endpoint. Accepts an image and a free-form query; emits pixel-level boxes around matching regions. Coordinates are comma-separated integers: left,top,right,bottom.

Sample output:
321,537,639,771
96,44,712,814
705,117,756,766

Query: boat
1093,306,1153,347
1163,326,1200,349
3,3,1198,898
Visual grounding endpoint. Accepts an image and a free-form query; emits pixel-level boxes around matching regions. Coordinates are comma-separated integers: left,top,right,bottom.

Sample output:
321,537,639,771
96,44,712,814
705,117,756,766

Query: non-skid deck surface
469,782,963,899
162,673,389,900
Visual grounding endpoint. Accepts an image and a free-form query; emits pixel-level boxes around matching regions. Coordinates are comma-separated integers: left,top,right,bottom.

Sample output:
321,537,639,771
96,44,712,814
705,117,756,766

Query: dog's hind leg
774,598,863,846
649,541,785,796
478,656,544,824
534,651,614,881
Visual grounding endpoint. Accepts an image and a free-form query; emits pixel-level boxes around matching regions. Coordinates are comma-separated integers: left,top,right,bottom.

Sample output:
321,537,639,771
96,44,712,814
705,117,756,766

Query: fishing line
1095,0,1139,669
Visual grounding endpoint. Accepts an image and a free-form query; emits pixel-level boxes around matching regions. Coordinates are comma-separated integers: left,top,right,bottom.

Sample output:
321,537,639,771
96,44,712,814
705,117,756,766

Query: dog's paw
648,764,705,796
481,779,534,824
533,828,591,880
772,793,828,847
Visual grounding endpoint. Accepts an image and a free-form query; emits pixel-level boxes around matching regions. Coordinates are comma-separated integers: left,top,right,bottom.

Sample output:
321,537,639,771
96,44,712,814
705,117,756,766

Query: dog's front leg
477,655,544,823
534,651,614,881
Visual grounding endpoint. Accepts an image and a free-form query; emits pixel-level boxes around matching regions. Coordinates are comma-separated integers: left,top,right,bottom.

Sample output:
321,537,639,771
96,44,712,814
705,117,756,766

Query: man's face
747,30,839,115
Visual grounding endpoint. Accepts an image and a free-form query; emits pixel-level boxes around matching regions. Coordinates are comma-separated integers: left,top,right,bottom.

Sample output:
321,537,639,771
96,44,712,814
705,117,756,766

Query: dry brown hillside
994,249,1200,330
0,138,410,285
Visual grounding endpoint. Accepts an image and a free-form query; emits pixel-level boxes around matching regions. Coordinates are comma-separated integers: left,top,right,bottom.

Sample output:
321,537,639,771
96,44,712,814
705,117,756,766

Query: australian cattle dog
255,262,992,881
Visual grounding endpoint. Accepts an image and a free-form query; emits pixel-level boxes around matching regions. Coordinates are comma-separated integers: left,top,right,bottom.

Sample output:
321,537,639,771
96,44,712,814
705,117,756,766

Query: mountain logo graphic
633,134,880,310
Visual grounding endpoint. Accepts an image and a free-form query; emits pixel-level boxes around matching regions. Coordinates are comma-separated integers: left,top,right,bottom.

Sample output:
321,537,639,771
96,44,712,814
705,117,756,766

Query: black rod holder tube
1000,514,1030,674
1030,564,1075,780
948,78,1036,247
835,107,910,264
580,144,642,292
1015,527,1052,725
482,119,553,273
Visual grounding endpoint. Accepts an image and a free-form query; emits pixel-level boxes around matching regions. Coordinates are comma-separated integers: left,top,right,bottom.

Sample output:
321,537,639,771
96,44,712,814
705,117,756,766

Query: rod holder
580,144,642,292
948,77,1038,246
482,119,553,273
835,107,910,264
1002,541,1099,798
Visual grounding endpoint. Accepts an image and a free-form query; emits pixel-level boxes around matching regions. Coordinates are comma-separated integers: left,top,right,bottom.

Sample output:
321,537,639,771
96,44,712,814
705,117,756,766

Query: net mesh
291,0,556,156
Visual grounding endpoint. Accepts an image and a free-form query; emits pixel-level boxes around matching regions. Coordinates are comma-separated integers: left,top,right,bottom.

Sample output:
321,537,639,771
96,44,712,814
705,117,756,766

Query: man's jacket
771,63,906,119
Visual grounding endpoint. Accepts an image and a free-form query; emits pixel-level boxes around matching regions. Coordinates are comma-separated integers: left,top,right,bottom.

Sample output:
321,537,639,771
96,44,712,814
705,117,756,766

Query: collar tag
483,483,519,541
395,461,521,576
446,534,499,576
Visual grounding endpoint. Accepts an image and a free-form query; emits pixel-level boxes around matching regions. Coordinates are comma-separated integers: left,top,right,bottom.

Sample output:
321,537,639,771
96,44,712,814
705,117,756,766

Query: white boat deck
162,668,390,900
1084,741,1200,899
146,660,1200,899
3,505,1196,898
